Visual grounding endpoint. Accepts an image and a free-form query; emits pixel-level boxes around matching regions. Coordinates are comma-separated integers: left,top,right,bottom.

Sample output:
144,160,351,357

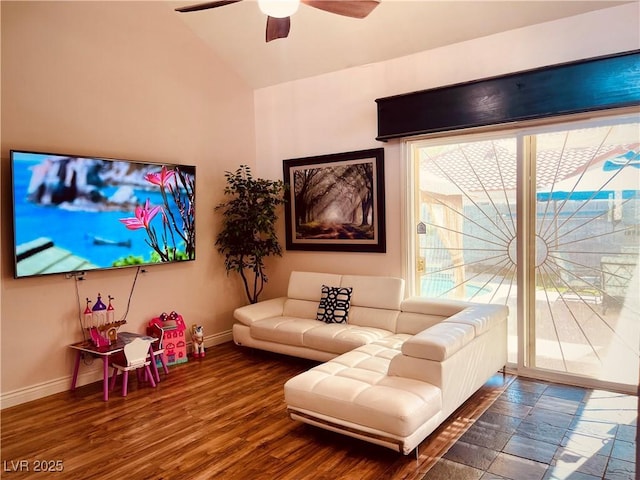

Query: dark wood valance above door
375,50,640,141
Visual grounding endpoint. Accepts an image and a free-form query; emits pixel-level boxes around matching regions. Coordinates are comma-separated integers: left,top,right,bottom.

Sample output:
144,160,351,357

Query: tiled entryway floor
425,378,637,480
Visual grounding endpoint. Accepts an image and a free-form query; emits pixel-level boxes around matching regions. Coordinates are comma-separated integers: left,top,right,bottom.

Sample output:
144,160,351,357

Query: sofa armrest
233,297,287,326
401,297,471,316
401,322,476,361
443,304,509,337
400,303,508,361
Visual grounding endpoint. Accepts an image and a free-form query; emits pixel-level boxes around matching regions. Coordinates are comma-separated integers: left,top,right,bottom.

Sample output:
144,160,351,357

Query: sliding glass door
407,112,639,392
533,122,639,387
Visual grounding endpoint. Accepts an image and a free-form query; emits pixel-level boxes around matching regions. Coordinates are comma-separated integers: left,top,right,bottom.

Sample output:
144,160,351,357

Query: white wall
1,1,256,406
253,3,640,295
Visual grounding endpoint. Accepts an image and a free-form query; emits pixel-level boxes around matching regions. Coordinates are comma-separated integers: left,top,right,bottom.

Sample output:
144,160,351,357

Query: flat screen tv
10,150,196,279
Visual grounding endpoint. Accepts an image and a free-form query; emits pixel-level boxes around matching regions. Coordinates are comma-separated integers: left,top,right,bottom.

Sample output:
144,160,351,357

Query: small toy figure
192,324,205,358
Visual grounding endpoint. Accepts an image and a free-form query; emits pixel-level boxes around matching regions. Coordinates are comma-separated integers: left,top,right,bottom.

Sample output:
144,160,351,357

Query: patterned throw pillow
316,285,353,323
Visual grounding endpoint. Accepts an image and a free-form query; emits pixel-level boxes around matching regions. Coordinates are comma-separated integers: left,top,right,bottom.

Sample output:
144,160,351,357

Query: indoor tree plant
215,165,286,304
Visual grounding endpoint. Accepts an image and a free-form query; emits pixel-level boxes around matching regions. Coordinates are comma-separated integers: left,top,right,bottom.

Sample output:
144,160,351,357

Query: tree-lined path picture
283,148,386,252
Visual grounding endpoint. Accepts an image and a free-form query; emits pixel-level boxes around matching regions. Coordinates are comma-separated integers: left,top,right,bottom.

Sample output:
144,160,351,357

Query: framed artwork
283,148,386,252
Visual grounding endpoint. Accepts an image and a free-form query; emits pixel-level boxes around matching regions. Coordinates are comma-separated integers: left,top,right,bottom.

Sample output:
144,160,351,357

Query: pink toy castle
85,293,126,347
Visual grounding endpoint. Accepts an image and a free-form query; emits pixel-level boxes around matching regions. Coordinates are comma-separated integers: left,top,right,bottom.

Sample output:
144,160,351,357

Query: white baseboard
0,330,233,409
204,330,234,348
1,375,84,410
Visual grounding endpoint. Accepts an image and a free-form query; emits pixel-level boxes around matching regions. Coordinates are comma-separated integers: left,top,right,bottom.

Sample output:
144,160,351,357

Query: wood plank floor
1,342,512,480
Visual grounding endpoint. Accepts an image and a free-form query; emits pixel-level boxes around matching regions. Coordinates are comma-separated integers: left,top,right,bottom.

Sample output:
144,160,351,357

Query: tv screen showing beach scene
10,150,196,279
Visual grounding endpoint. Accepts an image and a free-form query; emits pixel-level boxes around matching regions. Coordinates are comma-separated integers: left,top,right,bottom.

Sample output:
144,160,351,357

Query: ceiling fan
175,0,380,42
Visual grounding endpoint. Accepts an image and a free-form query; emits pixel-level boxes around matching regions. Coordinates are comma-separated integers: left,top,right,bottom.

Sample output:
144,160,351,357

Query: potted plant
215,165,286,304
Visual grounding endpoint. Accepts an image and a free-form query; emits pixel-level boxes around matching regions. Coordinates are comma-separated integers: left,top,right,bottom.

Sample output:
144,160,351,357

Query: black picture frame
283,148,386,252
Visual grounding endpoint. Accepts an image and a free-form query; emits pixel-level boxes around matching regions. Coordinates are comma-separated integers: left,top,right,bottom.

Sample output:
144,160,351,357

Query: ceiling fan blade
175,0,242,13
301,0,380,19
266,16,291,42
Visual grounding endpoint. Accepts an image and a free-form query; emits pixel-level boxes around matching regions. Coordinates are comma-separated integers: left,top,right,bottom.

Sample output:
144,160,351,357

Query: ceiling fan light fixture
258,0,300,18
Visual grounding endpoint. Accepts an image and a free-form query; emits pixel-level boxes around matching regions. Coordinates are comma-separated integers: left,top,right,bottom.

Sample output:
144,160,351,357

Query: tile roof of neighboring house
420,143,637,193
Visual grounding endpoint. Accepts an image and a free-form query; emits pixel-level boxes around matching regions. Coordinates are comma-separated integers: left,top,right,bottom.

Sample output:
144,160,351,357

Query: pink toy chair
110,338,156,396
148,325,169,383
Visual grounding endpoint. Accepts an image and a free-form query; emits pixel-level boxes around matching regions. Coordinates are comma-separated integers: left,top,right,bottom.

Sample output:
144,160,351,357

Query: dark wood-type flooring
1,342,636,479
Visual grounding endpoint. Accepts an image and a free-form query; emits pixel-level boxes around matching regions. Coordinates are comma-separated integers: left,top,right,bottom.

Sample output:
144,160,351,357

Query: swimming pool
420,274,493,299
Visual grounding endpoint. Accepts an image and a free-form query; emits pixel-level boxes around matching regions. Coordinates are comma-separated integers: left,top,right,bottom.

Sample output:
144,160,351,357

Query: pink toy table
69,332,159,401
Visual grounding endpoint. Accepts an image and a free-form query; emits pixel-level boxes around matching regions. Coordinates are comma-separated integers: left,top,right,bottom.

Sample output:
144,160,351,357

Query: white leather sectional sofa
232,271,508,455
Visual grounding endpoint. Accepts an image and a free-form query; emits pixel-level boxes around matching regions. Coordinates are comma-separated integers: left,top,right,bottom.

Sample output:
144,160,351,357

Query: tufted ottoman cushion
284,343,442,438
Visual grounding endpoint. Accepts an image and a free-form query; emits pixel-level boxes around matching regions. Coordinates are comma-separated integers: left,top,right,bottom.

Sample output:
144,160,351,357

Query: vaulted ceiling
170,0,632,89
